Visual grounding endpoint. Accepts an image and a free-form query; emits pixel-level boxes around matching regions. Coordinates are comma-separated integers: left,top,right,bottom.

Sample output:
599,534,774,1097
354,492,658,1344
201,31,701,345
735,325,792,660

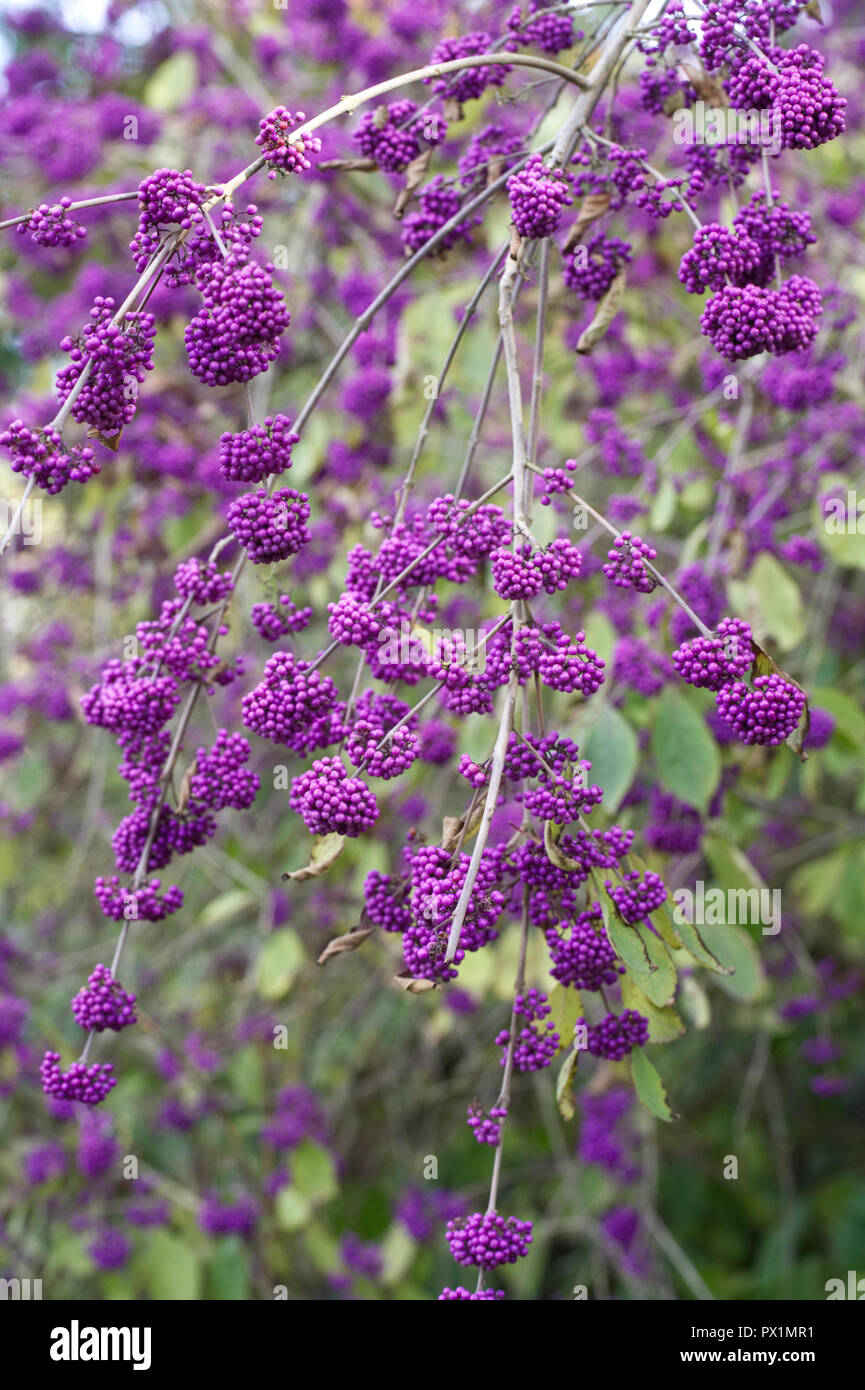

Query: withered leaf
575,270,626,354
87,426,123,451
393,972,440,994
678,59,728,107
317,920,374,966
441,802,485,854
317,157,377,172
443,98,462,124
176,759,197,814
393,149,432,220
750,640,810,762
662,87,687,116
282,832,346,882
556,1046,579,1120
562,192,611,253
543,819,580,871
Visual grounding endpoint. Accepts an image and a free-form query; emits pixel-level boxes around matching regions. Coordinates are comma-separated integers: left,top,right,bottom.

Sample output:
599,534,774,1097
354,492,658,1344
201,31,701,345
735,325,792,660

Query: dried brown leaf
317,921,374,965
393,148,432,220
562,192,611,253
87,426,123,451
393,972,440,994
575,270,626,354
317,157,377,172
176,759,197,814
282,832,346,882
678,59,728,106
441,802,485,854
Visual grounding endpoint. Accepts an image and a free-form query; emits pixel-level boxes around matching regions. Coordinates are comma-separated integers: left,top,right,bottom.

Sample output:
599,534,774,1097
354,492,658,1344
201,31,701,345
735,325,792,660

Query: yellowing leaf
143,50,198,112
256,929,305,1000
284,832,346,882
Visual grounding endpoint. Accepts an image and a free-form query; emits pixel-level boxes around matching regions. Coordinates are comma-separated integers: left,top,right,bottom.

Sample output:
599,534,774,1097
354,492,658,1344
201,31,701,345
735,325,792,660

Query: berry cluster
219,415,299,483
251,595,312,641
189,730,259,812
508,154,574,239
56,297,156,435
255,107,322,178
564,235,632,301
19,196,87,248
672,617,754,691
130,167,208,272
345,719,419,780
0,420,98,495
438,1286,505,1300
401,176,481,256
507,1,575,54
467,1103,507,1146
353,100,433,172
227,487,311,564
172,557,234,606
546,906,624,991
579,1010,650,1060
715,674,807,746
701,275,822,361
495,990,560,1071
445,1210,533,1268
678,223,762,294
289,757,379,837
606,869,668,925
71,965,137,1033
40,1052,117,1105
537,629,605,697
425,33,510,105
602,533,658,592
242,652,339,749
185,252,290,386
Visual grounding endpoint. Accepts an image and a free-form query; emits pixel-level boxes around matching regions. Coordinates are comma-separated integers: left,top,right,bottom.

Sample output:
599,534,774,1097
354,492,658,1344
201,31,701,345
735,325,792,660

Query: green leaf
592,878,652,974
380,1224,417,1287
668,908,730,974
275,1187,311,1232
698,923,765,1001
547,981,584,1053
651,687,720,814
255,929,305,1000
729,552,806,651
556,1046,579,1120
634,924,677,1006
621,974,684,1043
630,1048,676,1121
544,819,580,871
291,1140,338,1206
649,474,676,531
790,849,849,917
809,687,865,748
143,50,198,112
703,835,766,895
200,889,255,928
678,973,711,1029
143,1231,201,1300
577,702,639,814
207,1237,251,1300
813,474,865,571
